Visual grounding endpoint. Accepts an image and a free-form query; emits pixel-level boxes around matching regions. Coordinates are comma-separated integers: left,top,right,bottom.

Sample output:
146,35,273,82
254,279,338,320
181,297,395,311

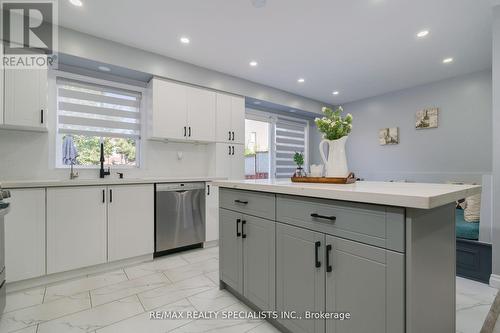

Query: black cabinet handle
242,220,247,238
231,131,235,141
315,241,321,268
228,131,231,140
184,126,187,137
236,219,241,237
102,189,105,203
234,199,248,204
109,189,113,203
231,146,235,155
188,127,191,137
228,145,232,155
207,184,210,196
40,109,44,124
326,244,332,272
310,213,336,221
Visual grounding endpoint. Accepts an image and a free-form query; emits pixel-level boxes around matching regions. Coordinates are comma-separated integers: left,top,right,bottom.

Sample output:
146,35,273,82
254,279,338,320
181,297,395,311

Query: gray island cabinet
214,180,481,333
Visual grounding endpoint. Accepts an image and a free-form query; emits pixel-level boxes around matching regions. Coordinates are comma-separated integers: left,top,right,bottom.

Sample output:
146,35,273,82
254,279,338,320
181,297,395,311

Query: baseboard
489,274,500,289
6,254,153,293
204,240,219,248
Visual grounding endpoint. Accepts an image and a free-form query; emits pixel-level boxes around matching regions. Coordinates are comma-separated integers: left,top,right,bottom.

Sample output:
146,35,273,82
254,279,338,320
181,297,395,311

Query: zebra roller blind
57,77,142,139
274,116,308,178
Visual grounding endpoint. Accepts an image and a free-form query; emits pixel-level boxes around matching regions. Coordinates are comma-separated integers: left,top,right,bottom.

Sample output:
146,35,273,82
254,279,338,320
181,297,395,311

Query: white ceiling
58,0,493,104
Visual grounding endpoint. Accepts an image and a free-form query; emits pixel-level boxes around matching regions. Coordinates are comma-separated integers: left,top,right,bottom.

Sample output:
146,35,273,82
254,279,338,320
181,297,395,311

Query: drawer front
220,188,275,220
277,195,405,252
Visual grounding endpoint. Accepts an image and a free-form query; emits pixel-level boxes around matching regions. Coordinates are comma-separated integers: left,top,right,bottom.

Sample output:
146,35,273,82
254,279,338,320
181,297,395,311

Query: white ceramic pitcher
319,136,349,178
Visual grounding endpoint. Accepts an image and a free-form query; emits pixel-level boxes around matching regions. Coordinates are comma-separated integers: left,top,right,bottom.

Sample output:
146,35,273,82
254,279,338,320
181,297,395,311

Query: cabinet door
150,79,187,140
187,86,216,142
219,208,243,293
47,187,107,274
108,184,154,262
231,96,245,144
214,143,232,178
4,67,47,129
216,93,232,143
230,144,245,180
325,235,404,333
276,223,325,333
243,215,275,311
4,189,45,282
205,183,219,242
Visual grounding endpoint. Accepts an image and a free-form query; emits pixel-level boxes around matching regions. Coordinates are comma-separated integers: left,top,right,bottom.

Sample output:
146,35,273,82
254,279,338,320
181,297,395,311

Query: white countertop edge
1,177,225,189
212,181,482,209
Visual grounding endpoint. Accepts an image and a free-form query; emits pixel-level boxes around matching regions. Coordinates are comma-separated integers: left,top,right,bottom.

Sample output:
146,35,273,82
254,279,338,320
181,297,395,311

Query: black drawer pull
315,241,321,268
184,126,187,137
102,189,105,203
242,220,247,238
234,199,248,205
236,219,241,237
40,109,44,124
326,244,332,272
310,213,336,221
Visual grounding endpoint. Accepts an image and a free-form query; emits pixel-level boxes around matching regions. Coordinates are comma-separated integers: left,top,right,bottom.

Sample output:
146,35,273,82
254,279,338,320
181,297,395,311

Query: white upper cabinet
148,78,187,141
216,93,245,144
4,67,48,130
148,78,216,142
187,86,216,142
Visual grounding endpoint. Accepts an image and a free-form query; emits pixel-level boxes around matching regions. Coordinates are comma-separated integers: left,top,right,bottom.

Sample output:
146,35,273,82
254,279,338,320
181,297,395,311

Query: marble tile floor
0,246,496,333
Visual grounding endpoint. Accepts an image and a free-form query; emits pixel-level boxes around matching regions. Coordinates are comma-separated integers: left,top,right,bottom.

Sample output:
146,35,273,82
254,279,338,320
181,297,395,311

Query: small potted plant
293,152,306,177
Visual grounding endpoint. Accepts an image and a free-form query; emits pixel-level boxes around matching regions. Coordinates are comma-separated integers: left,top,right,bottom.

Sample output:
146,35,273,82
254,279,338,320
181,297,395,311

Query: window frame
245,108,309,179
52,70,146,169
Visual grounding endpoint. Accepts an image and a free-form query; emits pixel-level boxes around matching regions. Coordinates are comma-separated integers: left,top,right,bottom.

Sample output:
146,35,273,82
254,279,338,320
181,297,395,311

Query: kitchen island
212,179,481,333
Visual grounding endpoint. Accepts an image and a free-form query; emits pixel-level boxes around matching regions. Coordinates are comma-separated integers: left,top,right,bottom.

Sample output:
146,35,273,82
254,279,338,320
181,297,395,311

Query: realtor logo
1,0,58,69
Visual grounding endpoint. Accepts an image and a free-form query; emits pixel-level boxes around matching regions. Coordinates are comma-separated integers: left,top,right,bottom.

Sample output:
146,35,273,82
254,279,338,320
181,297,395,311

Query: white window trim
52,70,146,169
245,108,309,179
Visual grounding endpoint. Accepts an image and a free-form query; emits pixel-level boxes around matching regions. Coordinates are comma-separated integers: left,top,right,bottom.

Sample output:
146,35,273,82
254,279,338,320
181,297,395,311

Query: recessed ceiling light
416,30,429,38
297,78,305,83
332,91,339,95
180,37,190,44
98,65,111,72
253,101,261,105
69,0,83,6
442,57,454,64
249,61,258,67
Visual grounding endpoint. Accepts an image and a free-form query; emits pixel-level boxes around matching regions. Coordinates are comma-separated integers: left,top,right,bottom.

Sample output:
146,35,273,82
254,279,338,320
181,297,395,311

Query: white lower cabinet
108,184,154,261
205,182,219,242
47,186,107,274
4,189,46,282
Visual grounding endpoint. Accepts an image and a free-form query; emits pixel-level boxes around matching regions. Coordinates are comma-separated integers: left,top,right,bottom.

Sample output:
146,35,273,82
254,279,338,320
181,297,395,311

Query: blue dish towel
62,135,78,165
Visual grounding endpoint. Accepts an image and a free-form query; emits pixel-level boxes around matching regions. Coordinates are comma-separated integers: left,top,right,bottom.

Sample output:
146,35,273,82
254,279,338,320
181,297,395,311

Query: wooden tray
291,172,356,184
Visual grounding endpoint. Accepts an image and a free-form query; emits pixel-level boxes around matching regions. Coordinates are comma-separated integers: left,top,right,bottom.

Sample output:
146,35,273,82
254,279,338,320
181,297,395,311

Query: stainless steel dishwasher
155,182,205,256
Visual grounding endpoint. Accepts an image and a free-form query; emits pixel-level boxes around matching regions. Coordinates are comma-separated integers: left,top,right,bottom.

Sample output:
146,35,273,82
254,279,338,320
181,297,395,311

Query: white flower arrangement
315,106,353,141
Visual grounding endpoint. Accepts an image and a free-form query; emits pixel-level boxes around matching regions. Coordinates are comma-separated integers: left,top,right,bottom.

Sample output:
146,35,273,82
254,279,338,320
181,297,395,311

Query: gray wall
338,70,492,183
58,27,327,114
492,5,500,279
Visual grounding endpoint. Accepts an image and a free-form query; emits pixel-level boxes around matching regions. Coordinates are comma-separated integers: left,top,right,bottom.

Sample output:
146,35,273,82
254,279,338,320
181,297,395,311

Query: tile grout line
89,291,93,308
135,294,147,312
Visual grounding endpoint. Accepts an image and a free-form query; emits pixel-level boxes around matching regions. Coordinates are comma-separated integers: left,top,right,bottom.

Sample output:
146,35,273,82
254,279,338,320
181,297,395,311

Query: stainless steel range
0,186,10,314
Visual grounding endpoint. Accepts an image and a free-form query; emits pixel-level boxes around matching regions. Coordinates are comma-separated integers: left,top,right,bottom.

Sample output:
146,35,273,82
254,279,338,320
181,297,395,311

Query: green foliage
244,148,256,157
293,152,304,167
67,135,137,166
315,106,353,141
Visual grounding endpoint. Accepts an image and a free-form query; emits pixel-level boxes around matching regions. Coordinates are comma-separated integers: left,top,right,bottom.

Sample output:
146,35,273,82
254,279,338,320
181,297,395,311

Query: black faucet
99,142,110,178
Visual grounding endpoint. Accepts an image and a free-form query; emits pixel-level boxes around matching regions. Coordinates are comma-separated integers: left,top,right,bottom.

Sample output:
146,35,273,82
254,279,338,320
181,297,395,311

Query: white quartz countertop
212,179,481,209
1,176,224,189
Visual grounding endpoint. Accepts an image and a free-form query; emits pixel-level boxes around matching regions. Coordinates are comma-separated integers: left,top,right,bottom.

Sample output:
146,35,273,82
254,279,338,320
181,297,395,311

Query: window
245,110,309,179
274,116,308,178
245,118,271,179
56,76,142,168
